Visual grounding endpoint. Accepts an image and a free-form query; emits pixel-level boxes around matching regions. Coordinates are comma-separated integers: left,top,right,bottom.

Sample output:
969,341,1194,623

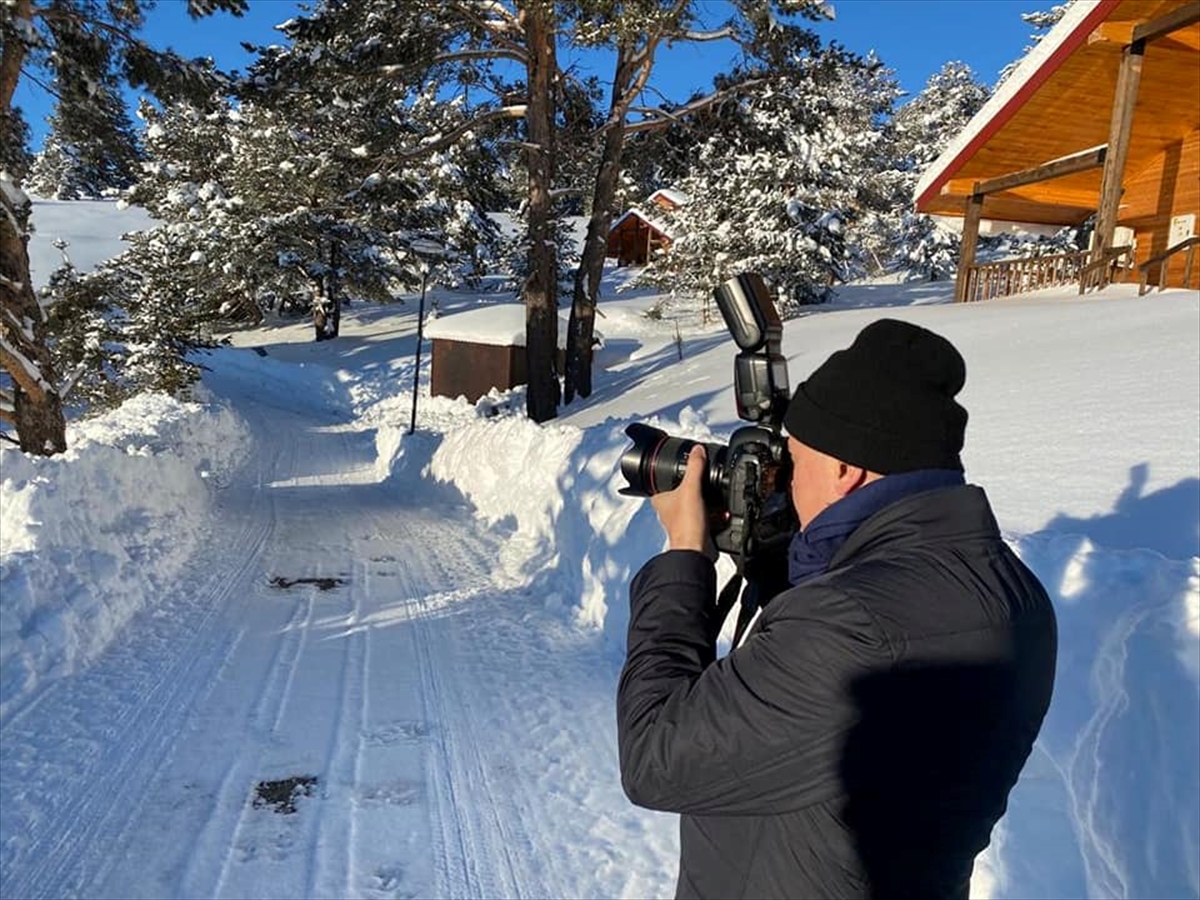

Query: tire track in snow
188,590,311,899
394,511,545,900
308,553,368,898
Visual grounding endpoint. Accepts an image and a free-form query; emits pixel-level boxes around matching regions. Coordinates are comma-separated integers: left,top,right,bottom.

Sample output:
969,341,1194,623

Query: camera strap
714,573,761,652
714,572,743,639
731,583,760,648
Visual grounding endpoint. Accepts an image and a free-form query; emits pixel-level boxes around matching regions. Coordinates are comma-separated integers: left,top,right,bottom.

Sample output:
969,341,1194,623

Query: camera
619,273,797,562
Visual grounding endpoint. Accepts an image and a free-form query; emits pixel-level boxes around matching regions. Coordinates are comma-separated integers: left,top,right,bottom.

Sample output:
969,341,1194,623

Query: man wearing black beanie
618,318,1058,900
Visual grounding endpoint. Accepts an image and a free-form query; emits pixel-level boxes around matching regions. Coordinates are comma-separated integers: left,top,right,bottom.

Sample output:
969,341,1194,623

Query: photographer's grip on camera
618,273,797,563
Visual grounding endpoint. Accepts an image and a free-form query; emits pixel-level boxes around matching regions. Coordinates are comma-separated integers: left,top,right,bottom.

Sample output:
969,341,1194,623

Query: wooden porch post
1092,39,1144,278
955,186,984,303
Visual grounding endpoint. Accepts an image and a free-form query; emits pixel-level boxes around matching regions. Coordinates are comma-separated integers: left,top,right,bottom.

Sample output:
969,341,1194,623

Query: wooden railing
961,246,1133,303
1138,236,1199,295
1077,244,1136,294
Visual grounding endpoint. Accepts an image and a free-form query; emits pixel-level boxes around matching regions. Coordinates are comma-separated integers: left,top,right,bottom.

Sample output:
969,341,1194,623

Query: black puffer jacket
617,485,1057,899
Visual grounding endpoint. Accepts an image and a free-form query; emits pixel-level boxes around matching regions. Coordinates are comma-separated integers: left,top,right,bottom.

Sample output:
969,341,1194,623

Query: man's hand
650,445,715,559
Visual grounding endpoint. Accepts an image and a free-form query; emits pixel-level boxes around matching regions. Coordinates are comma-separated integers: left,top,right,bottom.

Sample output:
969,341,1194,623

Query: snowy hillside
1,200,1197,900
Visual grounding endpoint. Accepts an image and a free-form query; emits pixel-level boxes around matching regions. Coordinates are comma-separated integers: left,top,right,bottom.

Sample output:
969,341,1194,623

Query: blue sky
14,0,1039,149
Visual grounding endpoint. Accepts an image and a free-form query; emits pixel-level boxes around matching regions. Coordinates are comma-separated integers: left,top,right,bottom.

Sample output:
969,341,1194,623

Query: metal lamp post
408,239,445,435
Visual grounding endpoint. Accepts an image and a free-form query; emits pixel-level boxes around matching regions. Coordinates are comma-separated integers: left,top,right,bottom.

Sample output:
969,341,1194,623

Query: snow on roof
647,187,688,207
914,0,1115,208
608,206,673,238
423,304,596,350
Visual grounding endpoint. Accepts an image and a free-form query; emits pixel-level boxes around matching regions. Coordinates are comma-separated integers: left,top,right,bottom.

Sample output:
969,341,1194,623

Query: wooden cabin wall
1120,126,1200,289
607,217,671,266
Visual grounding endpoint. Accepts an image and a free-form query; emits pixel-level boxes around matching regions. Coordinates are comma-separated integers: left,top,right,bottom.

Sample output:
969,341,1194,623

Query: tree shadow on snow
1044,463,1199,561
987,467,1200,900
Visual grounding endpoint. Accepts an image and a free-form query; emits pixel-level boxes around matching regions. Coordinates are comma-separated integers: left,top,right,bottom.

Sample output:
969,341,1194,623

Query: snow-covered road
0,377,674,900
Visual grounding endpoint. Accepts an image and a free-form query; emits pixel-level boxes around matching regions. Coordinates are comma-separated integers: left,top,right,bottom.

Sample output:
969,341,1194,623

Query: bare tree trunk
565,40,648,403
564,108,627,401
1,3,68,455
312,274,329,341
327,240,341,338
0,0,31,111
521,1,560,424
1,180,68,454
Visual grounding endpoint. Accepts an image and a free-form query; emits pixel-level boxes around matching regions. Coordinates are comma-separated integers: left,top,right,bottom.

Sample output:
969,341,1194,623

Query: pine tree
239,12,508,339
0,0,246,456
27,72,142,199
820,51,904,280
237,0,563,419
39,239,217,413
886,61,991,281
121,10,508,344
639,48,892,313
562,0,835,401
0,107,34,182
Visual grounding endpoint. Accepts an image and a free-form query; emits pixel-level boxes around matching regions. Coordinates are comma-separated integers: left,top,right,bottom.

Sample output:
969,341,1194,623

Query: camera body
619,273,797,562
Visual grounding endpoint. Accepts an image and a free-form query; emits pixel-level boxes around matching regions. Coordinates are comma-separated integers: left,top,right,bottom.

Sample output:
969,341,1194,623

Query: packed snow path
0,374,671,900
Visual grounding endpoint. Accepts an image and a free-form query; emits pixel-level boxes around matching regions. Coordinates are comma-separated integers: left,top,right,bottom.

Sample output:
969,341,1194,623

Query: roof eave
914,0,1122,212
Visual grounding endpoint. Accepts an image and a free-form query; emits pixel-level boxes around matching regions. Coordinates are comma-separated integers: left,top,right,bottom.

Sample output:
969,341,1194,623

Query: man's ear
833,461,869,498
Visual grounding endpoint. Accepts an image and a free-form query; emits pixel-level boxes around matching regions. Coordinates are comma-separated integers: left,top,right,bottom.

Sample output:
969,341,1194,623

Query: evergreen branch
16,65,64,103
434,47,529,67
32,5,148,52
57,359,91,402
679,25,737,43
445,1,527,57
387,104,526,162
623,76,771,134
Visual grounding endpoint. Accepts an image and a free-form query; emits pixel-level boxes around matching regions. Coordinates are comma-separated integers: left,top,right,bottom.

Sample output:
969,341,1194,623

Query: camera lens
618,423,726,506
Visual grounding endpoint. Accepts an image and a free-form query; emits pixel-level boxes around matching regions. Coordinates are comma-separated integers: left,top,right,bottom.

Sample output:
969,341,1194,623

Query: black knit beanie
783,318,968,474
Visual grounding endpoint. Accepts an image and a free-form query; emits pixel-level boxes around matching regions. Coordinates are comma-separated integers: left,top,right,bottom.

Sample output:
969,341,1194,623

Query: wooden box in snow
424,305,585,403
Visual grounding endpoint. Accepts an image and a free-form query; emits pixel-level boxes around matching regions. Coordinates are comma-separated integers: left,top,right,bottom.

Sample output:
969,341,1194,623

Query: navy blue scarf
787,469,965,586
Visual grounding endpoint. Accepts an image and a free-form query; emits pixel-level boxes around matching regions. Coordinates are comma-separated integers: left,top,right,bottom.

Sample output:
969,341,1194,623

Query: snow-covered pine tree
886,61,991,281
39,241,217,413
121,96,257,322
639,47,891,314
26,72,142,199
821,51,904,281
1,107,34,182
238,12,507,341
240,0,565,419
562,0,836,401
0,0,246,455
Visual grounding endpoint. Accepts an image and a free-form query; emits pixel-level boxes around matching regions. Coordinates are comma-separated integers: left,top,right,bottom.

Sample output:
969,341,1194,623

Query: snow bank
381,401,739,652
984,533,1200,899
0,391,250,721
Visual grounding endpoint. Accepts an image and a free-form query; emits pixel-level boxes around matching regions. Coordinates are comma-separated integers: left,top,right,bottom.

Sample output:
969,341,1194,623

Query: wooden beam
1093,42,1144,269
1144,34,1200,56
955,188,984,303
1089,21,1136,45
1131,2,1200,45
975,146,1108,195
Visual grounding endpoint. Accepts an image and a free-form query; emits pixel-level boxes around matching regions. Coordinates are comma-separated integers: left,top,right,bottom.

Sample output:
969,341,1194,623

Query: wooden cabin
606,208,673,267
647,188,687,213
916,0,1200,301
606,189,687,266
